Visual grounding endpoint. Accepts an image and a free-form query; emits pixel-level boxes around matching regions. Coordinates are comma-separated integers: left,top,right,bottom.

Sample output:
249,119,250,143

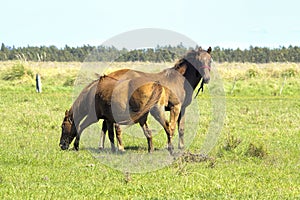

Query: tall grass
2,63,34,81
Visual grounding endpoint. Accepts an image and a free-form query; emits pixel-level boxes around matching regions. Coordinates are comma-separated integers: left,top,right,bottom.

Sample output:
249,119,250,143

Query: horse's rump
129,80,164,123
96,75,165,125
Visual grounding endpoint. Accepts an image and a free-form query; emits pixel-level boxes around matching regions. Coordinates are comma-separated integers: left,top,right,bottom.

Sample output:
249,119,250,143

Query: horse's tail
129,81,163,124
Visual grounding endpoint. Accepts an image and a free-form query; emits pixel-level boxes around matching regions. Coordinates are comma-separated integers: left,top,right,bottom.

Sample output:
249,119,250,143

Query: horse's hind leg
139,113,153,153
99,121,124,152
107,121,116,152
115,123,125,152
99,120,107,150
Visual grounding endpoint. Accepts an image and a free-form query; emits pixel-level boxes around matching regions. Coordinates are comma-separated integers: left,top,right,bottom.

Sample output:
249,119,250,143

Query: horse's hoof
167,144,174,150
74,146,79,151
148,149,154,153
71,147,79,151
168,148,174,155
74,141,79,151
99,146,104,151
118,146,125,152
167,144,174,155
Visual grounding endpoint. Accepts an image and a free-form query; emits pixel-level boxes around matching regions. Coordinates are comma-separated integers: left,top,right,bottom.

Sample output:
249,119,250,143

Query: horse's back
107,68,146,80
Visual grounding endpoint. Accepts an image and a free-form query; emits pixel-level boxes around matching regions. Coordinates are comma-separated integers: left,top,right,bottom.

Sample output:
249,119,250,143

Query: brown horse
60,47,212,153
98,47,212,152
60,75,165,152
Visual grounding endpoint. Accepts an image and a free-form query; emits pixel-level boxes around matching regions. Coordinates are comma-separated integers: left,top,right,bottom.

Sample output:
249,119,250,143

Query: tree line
1,43,299,63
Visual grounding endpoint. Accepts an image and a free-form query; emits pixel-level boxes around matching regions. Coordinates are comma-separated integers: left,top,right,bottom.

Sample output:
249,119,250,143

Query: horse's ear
198,46,203,52
207,47,212,54
65,110,69,116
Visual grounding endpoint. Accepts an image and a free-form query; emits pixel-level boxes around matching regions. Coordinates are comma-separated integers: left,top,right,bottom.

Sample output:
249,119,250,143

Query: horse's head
59,110,77,150
185,47,212,84
197,47,212,83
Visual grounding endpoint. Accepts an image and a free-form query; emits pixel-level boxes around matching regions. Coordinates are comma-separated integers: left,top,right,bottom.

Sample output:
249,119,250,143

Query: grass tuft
245,143,268,158
246,68,259,78
281,68,298,77
223,133,242,151
63,76,76,86
2,63,34,81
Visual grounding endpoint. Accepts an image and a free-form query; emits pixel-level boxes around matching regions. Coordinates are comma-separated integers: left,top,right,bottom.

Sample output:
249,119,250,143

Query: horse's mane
169,49,206,93
173,49,199,66
173,48,209,69
99,74,119,82
171,50,199,75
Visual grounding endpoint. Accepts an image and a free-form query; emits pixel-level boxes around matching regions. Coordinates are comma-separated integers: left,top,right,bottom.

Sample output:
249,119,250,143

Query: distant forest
1,43,299,63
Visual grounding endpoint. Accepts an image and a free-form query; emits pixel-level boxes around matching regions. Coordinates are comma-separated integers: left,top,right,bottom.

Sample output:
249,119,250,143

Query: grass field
0,61,299,199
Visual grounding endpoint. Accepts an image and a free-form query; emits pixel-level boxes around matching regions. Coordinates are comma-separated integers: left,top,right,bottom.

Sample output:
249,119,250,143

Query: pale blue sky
1,0,299,49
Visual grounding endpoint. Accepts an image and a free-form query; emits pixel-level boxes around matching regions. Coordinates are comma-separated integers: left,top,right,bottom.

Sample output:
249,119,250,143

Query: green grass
0,61,299,199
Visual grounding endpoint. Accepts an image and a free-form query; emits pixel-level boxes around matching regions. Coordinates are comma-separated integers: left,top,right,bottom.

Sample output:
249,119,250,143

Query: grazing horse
60,47,212,153
60,79,98,151
60,75,165,152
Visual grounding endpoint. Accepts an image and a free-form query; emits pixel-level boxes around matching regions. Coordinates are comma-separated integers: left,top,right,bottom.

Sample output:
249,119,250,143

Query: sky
1,0,300,49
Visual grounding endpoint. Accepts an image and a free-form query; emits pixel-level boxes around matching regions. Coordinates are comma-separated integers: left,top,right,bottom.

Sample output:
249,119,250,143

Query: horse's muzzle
203,76,210,84
59,143,69,150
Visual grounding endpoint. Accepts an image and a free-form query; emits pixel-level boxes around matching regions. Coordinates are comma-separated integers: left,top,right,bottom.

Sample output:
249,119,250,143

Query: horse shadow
83,146,163,154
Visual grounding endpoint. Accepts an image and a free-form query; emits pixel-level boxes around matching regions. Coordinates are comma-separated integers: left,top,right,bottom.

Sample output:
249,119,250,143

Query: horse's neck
67,107,75,124
71,80,98,127
71,95,87,125
176,62,202,90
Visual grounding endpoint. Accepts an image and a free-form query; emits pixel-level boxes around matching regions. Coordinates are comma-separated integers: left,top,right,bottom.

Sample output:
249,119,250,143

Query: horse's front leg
74,115,98,150
115,123,125,152
150,105,170,150
178,108,186,149
74,136,80,151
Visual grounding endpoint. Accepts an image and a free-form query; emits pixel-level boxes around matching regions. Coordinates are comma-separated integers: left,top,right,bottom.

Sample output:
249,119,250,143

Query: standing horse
98,47,212,152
